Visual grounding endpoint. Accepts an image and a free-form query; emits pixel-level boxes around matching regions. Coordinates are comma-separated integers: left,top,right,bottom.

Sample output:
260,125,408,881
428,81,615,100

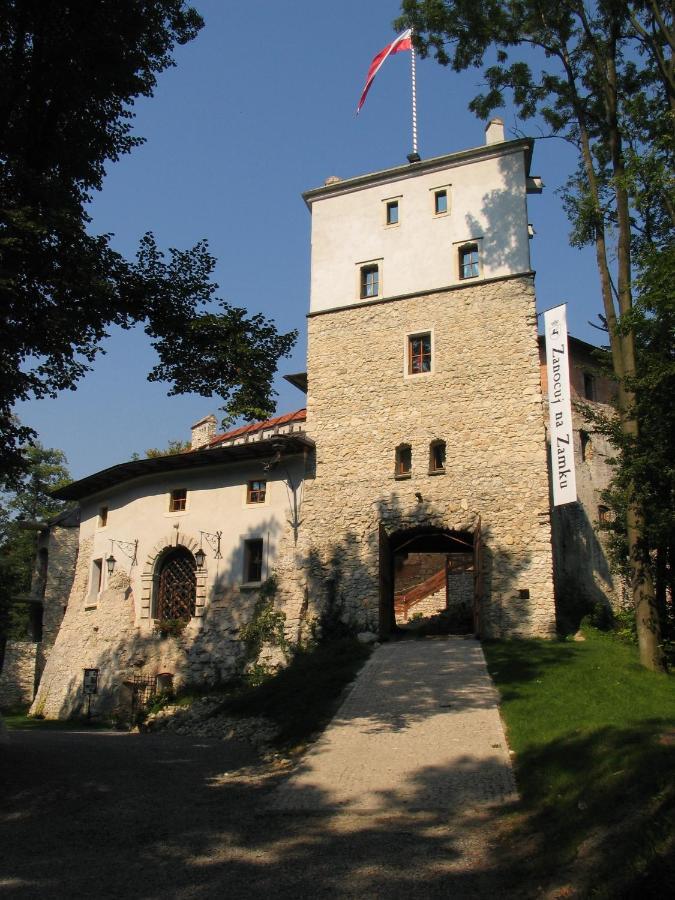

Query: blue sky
17,0,603,480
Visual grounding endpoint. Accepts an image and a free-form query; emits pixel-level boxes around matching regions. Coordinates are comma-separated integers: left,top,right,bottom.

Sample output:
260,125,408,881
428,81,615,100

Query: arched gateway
379,523,482,638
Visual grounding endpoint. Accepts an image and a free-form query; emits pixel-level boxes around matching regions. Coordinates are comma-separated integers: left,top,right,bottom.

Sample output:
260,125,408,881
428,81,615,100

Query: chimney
485,117,505,145
191,414,217,450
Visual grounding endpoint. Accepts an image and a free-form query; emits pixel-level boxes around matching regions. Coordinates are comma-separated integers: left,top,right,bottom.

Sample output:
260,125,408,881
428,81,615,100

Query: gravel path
0,640,524,899
268,637,517,813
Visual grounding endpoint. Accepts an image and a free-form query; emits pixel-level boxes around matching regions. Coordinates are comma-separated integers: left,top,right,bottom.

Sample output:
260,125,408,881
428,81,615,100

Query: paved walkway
268,637,517,814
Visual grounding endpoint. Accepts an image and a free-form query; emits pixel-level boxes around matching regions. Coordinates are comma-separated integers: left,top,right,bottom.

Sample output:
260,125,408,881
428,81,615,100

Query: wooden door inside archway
156,547,196,621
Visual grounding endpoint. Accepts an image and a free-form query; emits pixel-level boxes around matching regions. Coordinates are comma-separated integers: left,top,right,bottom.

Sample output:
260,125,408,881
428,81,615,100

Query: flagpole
409,31,420,161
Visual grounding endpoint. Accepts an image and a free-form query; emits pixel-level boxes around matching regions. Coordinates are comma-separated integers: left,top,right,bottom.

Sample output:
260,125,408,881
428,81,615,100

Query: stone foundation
0,642,38,709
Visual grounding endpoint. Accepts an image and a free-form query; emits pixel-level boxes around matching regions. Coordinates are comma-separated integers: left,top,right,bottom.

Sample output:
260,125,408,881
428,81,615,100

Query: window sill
240,581,263,591
428,469,446,476
394,473,411,481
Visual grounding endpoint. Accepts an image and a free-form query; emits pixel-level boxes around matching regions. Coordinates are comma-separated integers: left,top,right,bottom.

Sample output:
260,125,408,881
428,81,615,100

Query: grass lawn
2,707,111,730
484,628,675,897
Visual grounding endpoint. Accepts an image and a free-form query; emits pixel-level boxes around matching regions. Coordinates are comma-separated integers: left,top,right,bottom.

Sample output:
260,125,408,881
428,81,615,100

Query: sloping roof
209,408,306,446
52,430,314,502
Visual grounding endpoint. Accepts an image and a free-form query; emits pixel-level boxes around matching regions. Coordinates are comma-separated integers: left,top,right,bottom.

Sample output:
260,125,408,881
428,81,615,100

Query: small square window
98,506,108,528
434,190,448,215
459,244,479,279
247,480,267,504
169,488,187,512
395,445,412,477
408,333,432,375
584,373,597,401
386,200,399,225
243,538,264,583
360,264,379,299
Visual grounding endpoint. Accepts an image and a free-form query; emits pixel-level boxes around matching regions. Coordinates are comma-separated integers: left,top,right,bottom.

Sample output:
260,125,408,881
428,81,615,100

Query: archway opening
380,526,476,637
155,547,197,622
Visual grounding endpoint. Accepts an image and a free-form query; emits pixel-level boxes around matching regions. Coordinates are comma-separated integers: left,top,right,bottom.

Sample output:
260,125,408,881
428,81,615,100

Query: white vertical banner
544,305,577,506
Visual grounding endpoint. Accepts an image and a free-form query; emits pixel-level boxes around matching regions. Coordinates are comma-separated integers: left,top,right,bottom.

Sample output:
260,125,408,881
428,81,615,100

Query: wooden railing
394,567,446,620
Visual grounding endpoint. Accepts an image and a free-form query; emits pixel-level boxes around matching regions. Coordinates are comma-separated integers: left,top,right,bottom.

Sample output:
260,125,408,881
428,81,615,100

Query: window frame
597,505,611,525
458,242,480,280
168,488,188,513
243,538,264,584
97,505,108,529
428,440,446,474
583,372,597,401
359,262,380,299
88,558,103,601
246,479,267,504
433,188,449,216
385,198,400,226
394,444,412,479
404,329,434,378
580,430,591,462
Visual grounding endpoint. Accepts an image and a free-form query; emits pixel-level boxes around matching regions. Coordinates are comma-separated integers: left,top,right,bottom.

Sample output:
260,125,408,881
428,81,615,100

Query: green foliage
483,630,675,895
0,444,72,645
239,576,289,665
398,0,673,670
0,1,296,486
144,439,192,458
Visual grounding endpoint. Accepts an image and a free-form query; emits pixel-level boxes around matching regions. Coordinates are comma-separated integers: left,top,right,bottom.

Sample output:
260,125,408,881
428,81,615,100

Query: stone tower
289,123,556,639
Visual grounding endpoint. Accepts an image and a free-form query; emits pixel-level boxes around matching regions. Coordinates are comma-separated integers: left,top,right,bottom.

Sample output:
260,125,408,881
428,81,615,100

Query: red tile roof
209,408,307,446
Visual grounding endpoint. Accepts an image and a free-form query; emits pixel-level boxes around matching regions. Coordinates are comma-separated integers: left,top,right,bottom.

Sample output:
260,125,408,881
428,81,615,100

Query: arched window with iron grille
155,547,196,622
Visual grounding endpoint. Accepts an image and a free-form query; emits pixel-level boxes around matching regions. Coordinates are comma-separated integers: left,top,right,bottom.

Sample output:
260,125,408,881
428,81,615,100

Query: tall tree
0,443,71,653
0,1,296,488
398,0,673,670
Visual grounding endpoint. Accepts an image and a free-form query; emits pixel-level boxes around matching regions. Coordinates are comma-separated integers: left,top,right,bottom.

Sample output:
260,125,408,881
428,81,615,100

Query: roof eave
52,433,315,502
302,138,534,208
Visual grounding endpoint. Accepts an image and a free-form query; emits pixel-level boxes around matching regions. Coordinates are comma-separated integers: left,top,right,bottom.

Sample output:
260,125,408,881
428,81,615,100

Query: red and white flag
357,28,413,113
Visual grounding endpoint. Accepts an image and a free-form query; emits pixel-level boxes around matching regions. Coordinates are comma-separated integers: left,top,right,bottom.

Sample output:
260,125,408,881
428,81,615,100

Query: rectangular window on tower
385,200,399,225
434,189,448,215
459,244,480,279
360,264,379,299
407,332,432,375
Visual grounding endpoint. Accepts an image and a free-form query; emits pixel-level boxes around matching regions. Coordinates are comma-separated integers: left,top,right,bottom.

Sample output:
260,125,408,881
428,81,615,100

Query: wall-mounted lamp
106,538,138,575
195,530,223,569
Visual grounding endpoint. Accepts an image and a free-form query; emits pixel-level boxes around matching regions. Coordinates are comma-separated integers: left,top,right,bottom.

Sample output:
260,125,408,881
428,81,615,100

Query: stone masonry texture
30,531,265,719
0,642,38,708
278,275,556,639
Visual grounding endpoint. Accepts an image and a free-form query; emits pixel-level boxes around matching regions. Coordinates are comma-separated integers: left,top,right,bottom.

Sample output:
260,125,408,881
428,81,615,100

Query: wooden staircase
394,567,446,621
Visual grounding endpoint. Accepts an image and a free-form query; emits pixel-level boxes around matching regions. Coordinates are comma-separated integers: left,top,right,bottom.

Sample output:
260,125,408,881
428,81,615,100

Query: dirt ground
0,728,531,899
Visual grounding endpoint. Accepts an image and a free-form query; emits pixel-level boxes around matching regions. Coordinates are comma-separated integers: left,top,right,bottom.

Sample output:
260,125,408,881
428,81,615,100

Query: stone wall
35,519,80,681
30,533,272,720
404,586,447,621
0,642,37,709
547,405,626,623
278,275,556,639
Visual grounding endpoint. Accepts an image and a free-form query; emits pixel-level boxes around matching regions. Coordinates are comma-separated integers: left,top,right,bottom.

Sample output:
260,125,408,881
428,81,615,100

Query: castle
0,121,620,718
